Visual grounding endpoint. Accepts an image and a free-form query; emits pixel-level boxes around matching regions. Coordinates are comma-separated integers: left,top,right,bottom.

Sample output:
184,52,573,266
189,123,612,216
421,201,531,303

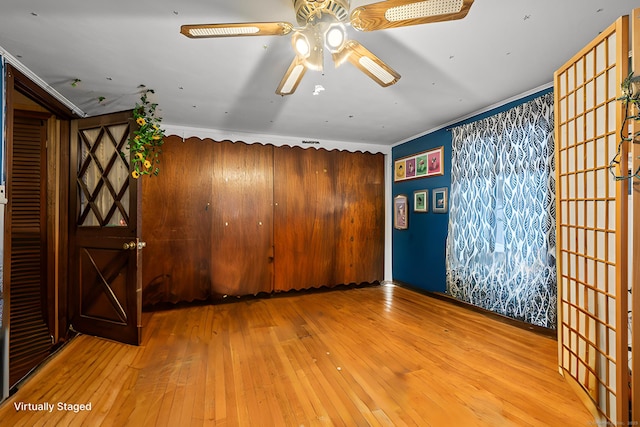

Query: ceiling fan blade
276,56,307,96
350,0,474,32
332,40,400,87
181,22,294,38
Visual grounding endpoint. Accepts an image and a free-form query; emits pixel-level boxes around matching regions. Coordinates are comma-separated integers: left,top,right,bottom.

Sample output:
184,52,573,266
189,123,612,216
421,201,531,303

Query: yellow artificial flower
127,92,164,177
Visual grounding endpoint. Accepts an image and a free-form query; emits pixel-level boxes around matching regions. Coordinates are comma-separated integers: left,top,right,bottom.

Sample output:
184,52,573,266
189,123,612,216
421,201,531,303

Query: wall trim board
163,124,392,156
393,281,557,339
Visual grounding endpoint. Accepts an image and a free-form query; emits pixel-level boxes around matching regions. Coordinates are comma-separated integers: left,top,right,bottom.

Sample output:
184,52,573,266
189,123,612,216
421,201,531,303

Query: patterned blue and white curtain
446,93,556,328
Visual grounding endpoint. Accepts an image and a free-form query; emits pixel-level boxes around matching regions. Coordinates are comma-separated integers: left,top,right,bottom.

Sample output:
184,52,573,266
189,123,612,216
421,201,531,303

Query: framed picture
413,190,428,213
394,194,408,230
432,187,448,213
394,146,444,182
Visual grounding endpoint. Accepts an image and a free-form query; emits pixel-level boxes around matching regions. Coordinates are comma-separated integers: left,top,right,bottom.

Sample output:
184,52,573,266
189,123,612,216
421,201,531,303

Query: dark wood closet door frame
2,64,75,391
5,65,74,342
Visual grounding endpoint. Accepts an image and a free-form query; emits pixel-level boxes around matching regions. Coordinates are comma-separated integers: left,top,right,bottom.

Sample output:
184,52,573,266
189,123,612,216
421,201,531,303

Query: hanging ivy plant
608,72,640,181
127,89,165,178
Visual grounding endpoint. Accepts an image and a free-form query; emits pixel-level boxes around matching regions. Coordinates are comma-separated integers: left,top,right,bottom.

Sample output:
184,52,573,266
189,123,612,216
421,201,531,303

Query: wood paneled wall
142,137,384,306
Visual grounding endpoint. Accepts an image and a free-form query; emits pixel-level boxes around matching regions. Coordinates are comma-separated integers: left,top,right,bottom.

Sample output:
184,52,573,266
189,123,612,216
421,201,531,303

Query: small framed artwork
432,187,448,213
394,146,444,182
394,194,408,230
413,190,428,213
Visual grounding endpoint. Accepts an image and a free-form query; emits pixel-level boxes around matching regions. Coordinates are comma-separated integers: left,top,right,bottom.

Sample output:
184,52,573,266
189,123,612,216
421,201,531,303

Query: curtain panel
446,93,556,328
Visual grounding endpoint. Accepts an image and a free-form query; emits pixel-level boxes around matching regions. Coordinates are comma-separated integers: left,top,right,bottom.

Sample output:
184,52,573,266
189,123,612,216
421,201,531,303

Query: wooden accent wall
142,137,385,306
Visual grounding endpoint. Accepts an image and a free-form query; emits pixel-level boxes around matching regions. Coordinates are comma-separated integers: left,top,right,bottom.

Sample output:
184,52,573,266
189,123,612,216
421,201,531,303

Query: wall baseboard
392,280,557,339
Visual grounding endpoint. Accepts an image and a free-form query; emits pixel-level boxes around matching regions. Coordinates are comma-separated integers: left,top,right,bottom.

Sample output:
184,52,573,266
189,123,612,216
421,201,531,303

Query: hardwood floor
0,284,593,426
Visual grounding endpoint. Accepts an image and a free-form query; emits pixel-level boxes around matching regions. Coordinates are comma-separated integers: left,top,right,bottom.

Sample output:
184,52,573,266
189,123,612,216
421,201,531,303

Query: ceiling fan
180,0,474,95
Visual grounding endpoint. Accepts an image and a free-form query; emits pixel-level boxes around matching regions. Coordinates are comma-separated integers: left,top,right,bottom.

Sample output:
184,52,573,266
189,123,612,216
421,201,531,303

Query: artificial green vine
126,90,165,178
609,72,640,181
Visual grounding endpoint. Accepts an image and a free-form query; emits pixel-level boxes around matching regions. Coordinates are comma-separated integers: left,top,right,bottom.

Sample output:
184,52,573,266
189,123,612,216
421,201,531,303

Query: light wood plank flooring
0,284,593,426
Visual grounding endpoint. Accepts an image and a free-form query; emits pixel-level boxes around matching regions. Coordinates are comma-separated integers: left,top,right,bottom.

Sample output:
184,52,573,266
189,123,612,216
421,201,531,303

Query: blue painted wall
391,86,553,292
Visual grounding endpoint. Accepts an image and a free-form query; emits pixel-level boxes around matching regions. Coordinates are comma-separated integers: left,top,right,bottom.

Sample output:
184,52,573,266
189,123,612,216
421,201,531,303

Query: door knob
123,241,146,250
123,241,137,250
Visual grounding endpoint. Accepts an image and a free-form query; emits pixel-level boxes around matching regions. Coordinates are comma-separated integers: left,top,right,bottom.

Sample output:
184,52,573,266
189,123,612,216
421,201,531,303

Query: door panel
334,151,385,285
8,113,51,386
142,136,213,305
273,147,337,291
211,141,274,296
70,111,141,345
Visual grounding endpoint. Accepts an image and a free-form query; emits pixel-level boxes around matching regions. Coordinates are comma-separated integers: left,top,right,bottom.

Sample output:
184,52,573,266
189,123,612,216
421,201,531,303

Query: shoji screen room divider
554,15,630,424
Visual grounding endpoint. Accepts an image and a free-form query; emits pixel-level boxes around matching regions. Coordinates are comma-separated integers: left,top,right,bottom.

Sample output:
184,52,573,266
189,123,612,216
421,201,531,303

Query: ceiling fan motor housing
294,0,350,25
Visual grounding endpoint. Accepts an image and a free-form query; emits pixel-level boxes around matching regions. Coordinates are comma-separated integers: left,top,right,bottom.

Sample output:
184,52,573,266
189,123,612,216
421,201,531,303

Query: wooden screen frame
631,7,640,422
554,15,629,424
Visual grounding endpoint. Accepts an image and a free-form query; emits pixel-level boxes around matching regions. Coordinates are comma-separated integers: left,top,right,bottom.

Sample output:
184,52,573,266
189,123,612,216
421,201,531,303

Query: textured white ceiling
0,0,634,146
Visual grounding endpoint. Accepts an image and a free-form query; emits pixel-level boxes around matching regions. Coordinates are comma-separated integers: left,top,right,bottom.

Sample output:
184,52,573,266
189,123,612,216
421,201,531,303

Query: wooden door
211,141,274,296
273,147,337,291
554,15,629,423
334,151,385,285
142,136,213,305
69,111,142,345
7,112,52,386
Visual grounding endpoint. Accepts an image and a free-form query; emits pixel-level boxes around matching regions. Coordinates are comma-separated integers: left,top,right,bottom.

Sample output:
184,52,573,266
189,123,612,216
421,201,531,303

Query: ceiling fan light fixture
325,24,346,52
293,27,324,71
294,33,311,56
181,0,474,93
385,0,463,22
